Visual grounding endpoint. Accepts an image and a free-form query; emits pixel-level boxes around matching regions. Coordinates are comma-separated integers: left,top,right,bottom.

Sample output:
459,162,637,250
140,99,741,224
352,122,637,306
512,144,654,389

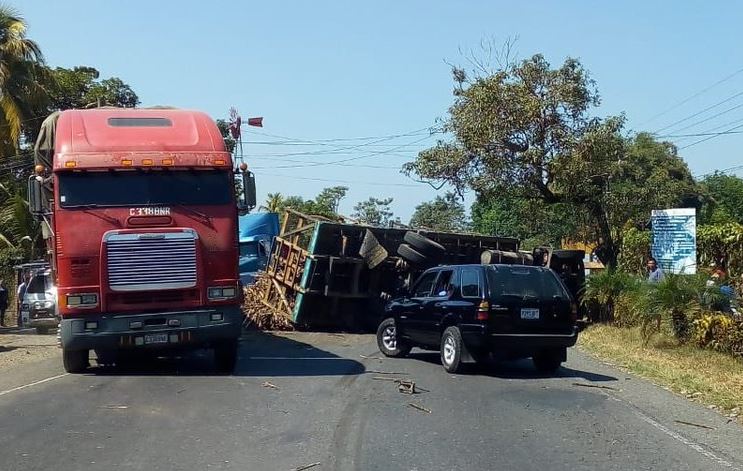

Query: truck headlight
208,286,237,300
67,293,98,308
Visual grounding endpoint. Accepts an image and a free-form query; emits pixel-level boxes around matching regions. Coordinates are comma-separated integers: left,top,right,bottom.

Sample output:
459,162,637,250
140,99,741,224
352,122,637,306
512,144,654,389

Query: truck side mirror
239,170,256,211
27,176,45,217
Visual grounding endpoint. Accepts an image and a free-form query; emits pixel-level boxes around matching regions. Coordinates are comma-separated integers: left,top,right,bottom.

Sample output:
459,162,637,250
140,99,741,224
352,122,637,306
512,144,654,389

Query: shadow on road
408,351,618,382
88,330,366,378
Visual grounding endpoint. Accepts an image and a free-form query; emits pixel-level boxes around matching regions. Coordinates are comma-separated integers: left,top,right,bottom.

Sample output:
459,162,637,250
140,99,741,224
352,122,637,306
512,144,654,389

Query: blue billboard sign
651,208,696,274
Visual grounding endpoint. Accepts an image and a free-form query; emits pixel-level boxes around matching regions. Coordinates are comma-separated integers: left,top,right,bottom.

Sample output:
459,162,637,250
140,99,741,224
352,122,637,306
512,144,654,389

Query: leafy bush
582,270,641,323
692,313,743,358
617,227,651,275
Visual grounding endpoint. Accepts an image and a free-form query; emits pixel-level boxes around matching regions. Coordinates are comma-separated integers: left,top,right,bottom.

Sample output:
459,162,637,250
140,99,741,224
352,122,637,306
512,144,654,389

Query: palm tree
0,5,47,152
260,193,284,213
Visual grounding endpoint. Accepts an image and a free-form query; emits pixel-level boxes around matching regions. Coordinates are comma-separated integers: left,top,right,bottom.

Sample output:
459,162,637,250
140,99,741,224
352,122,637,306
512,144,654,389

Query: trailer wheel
62,348,89,373
404,231,445,258
397,244,429,266
214,339,238,374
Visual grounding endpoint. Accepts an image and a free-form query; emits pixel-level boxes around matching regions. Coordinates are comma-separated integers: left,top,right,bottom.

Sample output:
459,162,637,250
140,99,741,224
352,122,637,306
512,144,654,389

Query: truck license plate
520,308,539,320
144,333,168,344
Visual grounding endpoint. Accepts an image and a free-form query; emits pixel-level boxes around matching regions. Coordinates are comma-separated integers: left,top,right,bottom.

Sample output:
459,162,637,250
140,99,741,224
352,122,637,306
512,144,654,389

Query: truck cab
28,108,256,373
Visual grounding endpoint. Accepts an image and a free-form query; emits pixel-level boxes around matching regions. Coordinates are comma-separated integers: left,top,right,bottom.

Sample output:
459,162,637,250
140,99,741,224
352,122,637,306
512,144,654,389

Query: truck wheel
376,318,411,357
533,350,563,374
214,340,238,374
397,244,429,266
404,232,445,258
35,327,48,335
62,348,89,373
440,326,464,373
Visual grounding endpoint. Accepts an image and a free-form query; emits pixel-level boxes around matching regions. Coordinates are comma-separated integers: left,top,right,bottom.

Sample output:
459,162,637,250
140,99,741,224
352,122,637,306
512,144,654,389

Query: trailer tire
214,339,238,374
62,348,89,373
404,231,445,258
397,244,429,266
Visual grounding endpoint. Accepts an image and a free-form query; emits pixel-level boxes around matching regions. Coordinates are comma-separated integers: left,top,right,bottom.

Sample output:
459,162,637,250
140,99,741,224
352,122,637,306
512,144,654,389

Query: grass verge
579,324,743,419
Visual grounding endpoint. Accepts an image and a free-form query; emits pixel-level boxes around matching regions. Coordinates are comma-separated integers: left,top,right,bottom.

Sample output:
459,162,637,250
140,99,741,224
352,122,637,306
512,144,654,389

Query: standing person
16,273,30,327
0,279,8,326
647,257,664,282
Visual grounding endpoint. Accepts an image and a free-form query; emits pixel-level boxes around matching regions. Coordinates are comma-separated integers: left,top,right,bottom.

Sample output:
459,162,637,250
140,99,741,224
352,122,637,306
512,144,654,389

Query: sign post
651,208,697,274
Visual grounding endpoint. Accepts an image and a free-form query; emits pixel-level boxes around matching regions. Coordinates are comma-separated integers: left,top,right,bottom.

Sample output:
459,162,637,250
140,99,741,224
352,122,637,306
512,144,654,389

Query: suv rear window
487,266,569,300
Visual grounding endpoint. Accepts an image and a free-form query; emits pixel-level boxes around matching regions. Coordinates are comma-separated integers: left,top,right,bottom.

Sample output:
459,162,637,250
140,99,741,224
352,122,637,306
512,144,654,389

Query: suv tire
62,348,89,373
533,350,562,374
214,339,239,374
440,326,464,373
377,318,411,357
397,244,428,266
404,232,445,258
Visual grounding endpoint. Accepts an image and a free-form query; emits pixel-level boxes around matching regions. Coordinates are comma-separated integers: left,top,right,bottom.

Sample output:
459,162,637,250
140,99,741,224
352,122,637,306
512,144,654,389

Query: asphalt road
0,331,742,471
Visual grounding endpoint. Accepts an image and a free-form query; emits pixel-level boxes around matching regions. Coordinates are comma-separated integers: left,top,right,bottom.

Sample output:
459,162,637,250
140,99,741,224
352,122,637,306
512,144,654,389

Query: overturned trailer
254,210,520,330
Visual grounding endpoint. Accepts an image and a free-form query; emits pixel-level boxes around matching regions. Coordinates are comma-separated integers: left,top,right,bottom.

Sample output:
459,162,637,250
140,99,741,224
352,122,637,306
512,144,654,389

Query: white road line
0,373,69,398
248,356,348,360
607,396,739,470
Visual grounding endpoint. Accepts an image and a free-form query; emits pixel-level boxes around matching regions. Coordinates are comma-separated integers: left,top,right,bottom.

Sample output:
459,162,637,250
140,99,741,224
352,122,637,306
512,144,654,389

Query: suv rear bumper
59,306,242,351
459,325,579,351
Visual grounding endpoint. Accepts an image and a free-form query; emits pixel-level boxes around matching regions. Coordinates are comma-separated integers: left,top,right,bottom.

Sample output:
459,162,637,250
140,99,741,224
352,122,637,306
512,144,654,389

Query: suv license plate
520,308,539,320
144,333,168,344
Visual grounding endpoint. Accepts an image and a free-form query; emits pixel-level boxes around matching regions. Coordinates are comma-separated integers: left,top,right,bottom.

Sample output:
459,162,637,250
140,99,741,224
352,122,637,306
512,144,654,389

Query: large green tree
0,5,48,154
352,197,394,226
405,54,700,267
699,173,743,224
409,192,467,232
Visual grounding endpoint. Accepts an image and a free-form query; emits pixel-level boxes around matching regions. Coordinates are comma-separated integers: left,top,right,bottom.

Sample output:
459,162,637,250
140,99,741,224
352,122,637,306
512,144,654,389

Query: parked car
23,269,58,334
376,264,579,373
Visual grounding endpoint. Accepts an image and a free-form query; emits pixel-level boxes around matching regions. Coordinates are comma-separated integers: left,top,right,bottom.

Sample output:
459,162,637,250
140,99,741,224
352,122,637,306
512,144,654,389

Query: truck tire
404,232,445,258
377,318,411,357
62,348,89,373
397,244,429,266
440,326,464,373
214,340,238,374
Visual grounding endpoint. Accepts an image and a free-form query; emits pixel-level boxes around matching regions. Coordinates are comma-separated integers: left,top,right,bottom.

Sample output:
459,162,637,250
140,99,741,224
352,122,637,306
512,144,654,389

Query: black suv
376,264,579,373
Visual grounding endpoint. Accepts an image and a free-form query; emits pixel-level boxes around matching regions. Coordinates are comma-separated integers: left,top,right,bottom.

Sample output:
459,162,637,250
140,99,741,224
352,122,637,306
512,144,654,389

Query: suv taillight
477,300,490,321
570,303,578,321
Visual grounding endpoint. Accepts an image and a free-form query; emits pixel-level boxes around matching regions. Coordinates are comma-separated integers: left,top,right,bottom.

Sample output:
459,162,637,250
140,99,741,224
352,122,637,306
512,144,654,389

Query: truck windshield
58,170,232,207
487,266,570,301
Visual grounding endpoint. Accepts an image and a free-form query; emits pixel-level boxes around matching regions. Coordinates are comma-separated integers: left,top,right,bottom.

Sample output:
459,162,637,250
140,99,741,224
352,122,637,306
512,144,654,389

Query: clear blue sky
18,1,743,220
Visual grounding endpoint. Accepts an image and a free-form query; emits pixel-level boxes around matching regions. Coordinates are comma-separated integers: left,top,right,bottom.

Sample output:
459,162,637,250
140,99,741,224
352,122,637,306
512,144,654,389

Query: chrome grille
106,231,198,292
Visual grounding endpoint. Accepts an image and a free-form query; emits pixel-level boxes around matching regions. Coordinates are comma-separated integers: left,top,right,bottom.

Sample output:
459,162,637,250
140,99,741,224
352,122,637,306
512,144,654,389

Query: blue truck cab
238,212,280,284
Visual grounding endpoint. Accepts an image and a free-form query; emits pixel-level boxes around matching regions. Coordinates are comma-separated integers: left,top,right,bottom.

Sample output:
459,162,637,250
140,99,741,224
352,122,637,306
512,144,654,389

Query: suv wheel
376,318,411,357
62,348,89,373
440,326,464,373
533,350,563,374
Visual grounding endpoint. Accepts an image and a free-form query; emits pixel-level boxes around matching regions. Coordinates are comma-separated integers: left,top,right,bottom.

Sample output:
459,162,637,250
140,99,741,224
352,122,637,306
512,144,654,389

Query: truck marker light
214,159,226,165
142,159,153,166
121,159,133,166
84,321,98,330
162,158,174,166
64,161,77,168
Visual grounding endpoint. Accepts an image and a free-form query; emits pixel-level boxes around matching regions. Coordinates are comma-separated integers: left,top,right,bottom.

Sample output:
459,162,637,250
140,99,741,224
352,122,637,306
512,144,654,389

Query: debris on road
101,405,128,410
262,381,280,390
572,382,620,391
243,274,295,331
408,403,432,414
293,462,321,471
397,379,416,395
359,354,383,360
674,420,715,430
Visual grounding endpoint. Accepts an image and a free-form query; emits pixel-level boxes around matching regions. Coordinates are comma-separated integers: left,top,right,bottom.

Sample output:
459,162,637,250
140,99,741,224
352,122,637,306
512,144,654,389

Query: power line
639,66,743,126
660,130,743,138
679,122,743,150
259,173,422,188
669,101,743,134
249,155,403,170
655,90,743,133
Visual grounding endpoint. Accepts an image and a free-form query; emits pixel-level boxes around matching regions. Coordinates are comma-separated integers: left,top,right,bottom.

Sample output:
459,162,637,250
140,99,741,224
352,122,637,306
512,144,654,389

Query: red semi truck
27,108,256,373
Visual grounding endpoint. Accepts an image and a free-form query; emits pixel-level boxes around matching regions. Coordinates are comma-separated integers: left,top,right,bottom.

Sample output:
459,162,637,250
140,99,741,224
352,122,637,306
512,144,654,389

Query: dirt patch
0,332,59,371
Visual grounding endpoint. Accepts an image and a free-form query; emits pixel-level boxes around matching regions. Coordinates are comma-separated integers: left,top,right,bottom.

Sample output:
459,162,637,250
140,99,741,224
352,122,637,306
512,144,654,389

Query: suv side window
433,270,455,297
411,271,438,298
460,268,481,298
